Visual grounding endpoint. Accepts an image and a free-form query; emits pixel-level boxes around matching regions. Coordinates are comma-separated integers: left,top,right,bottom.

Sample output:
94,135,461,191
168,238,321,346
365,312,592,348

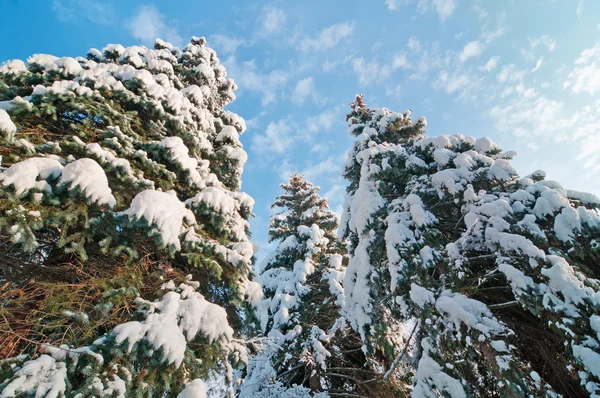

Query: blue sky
2,0,600,260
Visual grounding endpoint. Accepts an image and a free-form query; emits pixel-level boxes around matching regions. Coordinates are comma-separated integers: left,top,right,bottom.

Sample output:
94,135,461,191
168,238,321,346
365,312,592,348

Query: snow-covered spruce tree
241,174,397,397
339,96,600,397
0,37,262,397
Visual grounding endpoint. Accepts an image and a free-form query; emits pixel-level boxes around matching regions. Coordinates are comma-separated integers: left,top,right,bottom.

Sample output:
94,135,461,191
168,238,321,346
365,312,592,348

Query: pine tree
339,95,600,397
0,38,262,397
241,174,394,397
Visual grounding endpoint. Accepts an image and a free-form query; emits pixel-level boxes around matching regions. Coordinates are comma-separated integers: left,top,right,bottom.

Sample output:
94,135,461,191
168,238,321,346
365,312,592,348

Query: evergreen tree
241,174,396,397
0,37,262,397
339,95,600,397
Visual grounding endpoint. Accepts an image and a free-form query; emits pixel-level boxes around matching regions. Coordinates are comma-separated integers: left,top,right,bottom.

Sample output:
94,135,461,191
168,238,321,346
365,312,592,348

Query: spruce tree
0,38,261,397
339,96,600,397
241,174,395,397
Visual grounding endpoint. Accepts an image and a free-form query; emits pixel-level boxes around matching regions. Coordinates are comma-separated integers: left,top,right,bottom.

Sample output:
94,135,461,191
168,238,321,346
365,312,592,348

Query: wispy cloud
386,0,457,21
292,77,315,105
305,108,340,134
350,52,409,86
224,57,289,106
480,56,499,72
52,0,114,24
565,41,600,95
251,119,294,156
531,56,543,73
211,34,245,54
459,40,484,62
529,35,556,52
127,5,182,47
351,57,393,86
262,7,286,34
301,22,354,51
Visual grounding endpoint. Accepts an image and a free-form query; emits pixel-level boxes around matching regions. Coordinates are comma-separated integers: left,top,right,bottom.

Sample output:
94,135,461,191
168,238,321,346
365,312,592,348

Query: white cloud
299,152,347,182
385,0,401,10
351,58,393,86
211,34,245,54
529,35,556,52
351,52,409,86
521,48,535,62
386,0,457,21
431,0,458,21
577,0,584,18
52,0,113,24
302,22,354,51
292,77,315,105
224,57,289,106
480,56,499,72
459,40,484,62
565,42,600,95
393,53,410,68
472,0,488,20
408,36,421,52
497,64,526,83
276,158,297,181
311,143,330,154
127,5,182,47
323,60,337,72
479,11,506,44
262,7,286,34
435,70,473,95
301,158,340,182
386,85,403,98
406,39,448,81
306,108,340,134
489,84,582,139
531,56,543,73
251,119,294,155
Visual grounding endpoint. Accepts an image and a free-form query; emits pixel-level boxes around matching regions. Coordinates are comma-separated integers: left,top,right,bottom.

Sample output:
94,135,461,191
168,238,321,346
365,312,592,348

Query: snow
490,340,509,353
121,190,196,250
47,57,83,76
573,344,600,378
516,214,546,239
0,59,27,74
187,187,237,214
410,283,435,308
541,256,600,313
0,109,17,142
433,147,454,166
413,339,466,398
498,263,534,296
431,169,463,195
27,54,59,70
567,189,600,205
474,137,500,153
101,44,126,56
346,179,385,235
177,379,207,398
0,157,63,196
59,158,116,207
113,282,236,368
343,237,374,343
434,291,504,336
484,226,545,258
216,126,239,142
490,159,518,181
16,138,35,153
591,315,600,341
324,254,345,307
0,355,67,398
158,137,204,187
554,206,581,242
86,143,132,176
